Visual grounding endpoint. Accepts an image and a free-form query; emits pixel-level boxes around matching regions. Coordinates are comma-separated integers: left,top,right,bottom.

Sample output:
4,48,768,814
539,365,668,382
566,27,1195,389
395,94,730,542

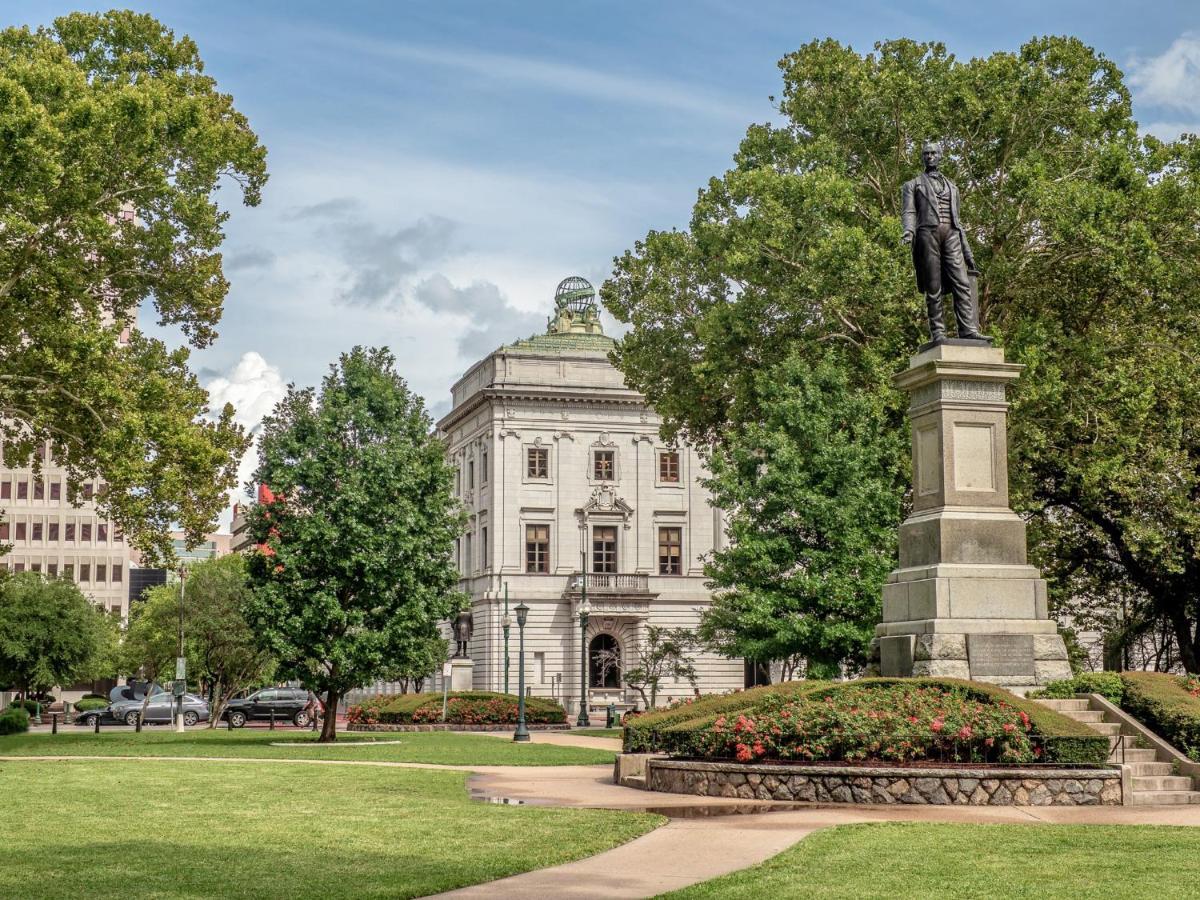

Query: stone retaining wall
646,759,1122,806
348,722,571,733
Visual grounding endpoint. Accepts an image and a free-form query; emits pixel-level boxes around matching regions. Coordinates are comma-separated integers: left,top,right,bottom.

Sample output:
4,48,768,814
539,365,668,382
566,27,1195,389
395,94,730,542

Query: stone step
1089,722,1123,736
1066,710,1106,723
622,775,647,790
1126,762,1175,777
1133,776,1196,792
1036,699,1090,711
1129,791,1200,806
1118,749,1160,763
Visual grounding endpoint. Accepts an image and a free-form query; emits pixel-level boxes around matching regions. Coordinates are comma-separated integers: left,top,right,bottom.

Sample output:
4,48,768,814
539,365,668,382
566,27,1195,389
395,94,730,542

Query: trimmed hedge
8,699,43,715
624,678,1110,765
349,691,567,726
73,698,109,712
0,707,30,735
1030,672,1125,705
1120,672,1200,762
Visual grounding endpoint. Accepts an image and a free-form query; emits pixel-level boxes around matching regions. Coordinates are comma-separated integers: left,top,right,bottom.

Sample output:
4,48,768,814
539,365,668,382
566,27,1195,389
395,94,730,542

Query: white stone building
436,277,743,715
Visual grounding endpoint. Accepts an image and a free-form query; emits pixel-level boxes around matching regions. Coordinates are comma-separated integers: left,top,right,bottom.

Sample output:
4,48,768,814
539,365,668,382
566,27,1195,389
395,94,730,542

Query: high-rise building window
96,564,106,582
48,523,59,541
112,564,122,583
658,527,682,575
455,468,461,495
593,526,618,574
527,447,549,479
593,451,615,481
81,523,92,542
79,563,90,582
65,523,75,542
481,526,488,568
468,460,475,490
98,524,108,543
50,481,61,501
33,479,44,500
481,449,488,484
659,451,680,483
15,523,26,541
0,523,8,540
31,523,42,541
464,533,472,572
17,480,27,500
0,482,9,499
525,524,550,573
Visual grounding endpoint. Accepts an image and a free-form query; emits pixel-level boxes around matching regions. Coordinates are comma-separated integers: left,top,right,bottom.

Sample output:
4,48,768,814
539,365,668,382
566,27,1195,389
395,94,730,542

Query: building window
481,449,488,484
659,451,680,483
13,562,23,573
658,527,682,575
454,538,460,571
593,450,615,481
112,564,122,583
525,524,550,573
48,523,59,541
464,533,472,572
65,523,75,542
47,563,57,577
455,468,461,495
50,481,61,501
468,460,474,490
31,523,42,541
589,634,621,688
82,483,94,500
527,447,549,479
592,526,618,573
79,563,90,582
17,480,27,500
15,522,26,541
33,479,44,500
63,563,73,580
481,526,488,568
0,523,7,540
0,481,9,499
98,524,108,543
31,562,40,573
96,564,106,582
81,523,92,542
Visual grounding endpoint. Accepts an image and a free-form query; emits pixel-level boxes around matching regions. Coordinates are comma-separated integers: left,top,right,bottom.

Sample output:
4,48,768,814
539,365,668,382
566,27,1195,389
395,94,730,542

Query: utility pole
174,564,187,733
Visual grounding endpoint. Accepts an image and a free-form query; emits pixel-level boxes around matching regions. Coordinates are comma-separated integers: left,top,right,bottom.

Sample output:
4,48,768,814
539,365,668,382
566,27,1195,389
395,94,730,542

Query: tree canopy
0,572,117,695
244,347,465,740
0,11,267,563
602,36,1200,671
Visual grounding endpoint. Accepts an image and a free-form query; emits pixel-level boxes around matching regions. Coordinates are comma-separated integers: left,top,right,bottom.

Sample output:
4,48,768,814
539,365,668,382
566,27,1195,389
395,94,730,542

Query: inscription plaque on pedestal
967,634,1034,677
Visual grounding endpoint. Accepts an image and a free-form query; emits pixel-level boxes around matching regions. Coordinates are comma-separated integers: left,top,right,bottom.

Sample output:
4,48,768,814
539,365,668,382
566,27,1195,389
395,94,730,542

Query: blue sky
9,2,1200,520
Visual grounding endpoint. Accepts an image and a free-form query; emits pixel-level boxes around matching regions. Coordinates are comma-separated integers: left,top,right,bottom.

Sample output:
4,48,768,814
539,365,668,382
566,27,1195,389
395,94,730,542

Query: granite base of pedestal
449,658,474,692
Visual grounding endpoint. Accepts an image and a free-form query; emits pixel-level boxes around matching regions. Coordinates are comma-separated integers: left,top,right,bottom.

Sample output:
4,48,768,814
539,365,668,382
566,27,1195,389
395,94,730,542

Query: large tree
244,347,465,741
0,11,267,563
603,37,1200,671
0,572,117,696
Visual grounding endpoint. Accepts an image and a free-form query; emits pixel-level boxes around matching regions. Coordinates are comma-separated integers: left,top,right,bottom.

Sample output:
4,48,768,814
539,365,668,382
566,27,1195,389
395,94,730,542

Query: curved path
8,731,1200,899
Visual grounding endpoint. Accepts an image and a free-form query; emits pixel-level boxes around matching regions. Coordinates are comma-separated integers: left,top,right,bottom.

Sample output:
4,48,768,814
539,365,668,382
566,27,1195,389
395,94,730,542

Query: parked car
76,694,210,727
223,688,319,727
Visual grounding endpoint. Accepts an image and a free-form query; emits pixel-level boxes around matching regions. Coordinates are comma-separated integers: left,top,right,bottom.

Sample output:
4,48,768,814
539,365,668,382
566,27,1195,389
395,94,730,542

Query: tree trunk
319,688,340,742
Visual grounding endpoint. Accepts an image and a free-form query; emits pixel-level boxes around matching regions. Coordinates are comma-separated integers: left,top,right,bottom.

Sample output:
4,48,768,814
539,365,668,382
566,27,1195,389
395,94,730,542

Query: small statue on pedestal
901,140,992,345
452,610,473,658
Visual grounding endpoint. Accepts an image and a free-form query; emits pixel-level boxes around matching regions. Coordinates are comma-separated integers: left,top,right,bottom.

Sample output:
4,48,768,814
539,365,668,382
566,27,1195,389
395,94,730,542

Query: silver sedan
110,693,211,727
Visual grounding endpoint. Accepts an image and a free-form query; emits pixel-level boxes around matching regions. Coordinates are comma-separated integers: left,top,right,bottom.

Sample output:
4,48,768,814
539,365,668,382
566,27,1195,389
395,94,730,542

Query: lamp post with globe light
575,546,591,728
513,602,530,742
502,582,511,695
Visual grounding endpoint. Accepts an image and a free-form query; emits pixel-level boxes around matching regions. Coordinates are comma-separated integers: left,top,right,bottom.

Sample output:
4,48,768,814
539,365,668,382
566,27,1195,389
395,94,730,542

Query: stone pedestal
449,657,475,692
874,343,1070,690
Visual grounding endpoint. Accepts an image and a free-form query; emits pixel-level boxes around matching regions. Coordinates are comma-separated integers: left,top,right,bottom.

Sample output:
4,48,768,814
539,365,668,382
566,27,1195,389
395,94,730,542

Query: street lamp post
513,602,530,742
502,582,511,695
174,564,187,733
576,547,591,728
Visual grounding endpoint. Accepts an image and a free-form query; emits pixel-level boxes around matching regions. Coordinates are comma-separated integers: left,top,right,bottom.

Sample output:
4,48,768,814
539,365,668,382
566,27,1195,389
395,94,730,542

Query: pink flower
957,725,972,739
736,743,753,762
1003,723,1016,734
930,718,945,733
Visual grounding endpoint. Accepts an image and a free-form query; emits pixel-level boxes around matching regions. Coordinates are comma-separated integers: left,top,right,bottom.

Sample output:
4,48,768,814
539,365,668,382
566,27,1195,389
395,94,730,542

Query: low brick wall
348,722,571,733
646,759,1122,806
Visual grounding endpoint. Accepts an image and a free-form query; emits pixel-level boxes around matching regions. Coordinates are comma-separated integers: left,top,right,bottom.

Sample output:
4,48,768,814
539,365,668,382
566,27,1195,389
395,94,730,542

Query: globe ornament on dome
548,275,604,336
554,276,597,314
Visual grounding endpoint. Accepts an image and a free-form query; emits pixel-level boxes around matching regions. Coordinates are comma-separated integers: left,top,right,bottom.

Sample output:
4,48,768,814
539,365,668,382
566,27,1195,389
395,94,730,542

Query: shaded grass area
0,728,615,765
0,760,660,899
662,822,1200,899
572,728,623,739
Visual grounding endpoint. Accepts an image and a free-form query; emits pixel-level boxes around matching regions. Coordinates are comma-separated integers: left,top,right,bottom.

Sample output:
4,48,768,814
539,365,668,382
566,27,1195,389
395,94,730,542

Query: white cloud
204,352,288,530
1129,34,1200,114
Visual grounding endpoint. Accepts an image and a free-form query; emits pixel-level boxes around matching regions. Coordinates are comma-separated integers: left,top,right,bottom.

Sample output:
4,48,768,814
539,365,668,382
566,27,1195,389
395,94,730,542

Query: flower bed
347,691,566,727
624,678,1110,766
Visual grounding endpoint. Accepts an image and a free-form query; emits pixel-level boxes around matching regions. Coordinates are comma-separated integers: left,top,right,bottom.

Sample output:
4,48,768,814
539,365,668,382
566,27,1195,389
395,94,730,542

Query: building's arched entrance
589,634,621,689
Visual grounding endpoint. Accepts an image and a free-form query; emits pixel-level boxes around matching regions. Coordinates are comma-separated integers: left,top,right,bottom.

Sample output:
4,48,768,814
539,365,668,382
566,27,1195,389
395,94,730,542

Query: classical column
874,343,1071,691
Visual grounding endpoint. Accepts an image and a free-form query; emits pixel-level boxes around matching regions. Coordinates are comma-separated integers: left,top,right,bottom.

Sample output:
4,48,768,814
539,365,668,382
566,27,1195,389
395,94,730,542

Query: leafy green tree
623,626,699,709
245,347,465,740
699,353,904,672
0,11,267,563
386,633,448,694
603,37,1200,672
0,573,116,696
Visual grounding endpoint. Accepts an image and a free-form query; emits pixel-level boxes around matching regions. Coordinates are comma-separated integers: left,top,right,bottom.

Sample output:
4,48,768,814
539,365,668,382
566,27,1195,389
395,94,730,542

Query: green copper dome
504,275,614,352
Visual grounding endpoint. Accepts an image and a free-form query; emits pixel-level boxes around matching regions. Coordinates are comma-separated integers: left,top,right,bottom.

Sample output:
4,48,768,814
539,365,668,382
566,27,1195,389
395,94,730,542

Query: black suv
223,688,318,728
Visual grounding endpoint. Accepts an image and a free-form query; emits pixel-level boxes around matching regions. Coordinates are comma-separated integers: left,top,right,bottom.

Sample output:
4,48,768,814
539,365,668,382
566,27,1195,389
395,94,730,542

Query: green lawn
572,728,623,738
663,822,1200,900
0,728,616,765
0,759,660,899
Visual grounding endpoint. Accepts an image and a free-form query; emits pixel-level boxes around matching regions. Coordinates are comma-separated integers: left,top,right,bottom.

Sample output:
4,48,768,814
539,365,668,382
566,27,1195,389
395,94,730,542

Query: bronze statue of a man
901,140,990,344
453,610,473,658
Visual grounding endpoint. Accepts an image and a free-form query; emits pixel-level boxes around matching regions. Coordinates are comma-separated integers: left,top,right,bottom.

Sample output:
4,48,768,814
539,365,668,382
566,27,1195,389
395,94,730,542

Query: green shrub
626,678,1110,766
79,693,106,702
8,699,43,715
0,707,30,735
1030,671,1125,705
73,698,109,712
1120,672,1200,762
350,691,567,726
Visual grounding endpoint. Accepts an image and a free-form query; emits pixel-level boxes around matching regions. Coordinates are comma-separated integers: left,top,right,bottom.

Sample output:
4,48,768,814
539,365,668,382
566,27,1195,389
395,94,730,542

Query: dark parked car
223,688,318,728
74,693,210,727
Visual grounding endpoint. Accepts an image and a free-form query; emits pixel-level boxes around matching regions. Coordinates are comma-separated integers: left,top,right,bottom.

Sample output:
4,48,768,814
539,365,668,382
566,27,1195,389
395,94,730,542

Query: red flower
957,725,972,739
1003,723,1016,733
735,743,753,762
930,717,945,733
